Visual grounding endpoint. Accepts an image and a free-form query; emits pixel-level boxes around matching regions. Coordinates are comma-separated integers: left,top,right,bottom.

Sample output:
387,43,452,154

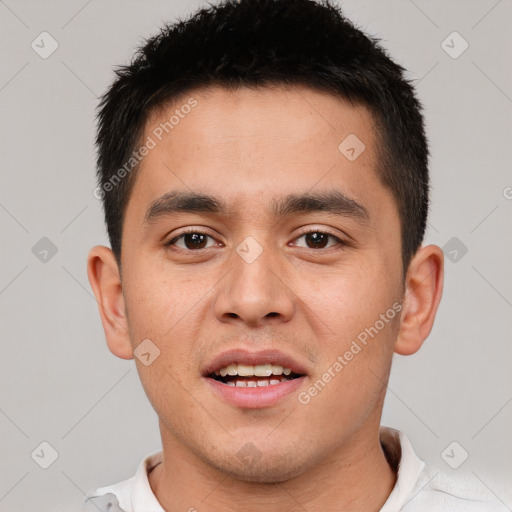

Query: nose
213,241,295,328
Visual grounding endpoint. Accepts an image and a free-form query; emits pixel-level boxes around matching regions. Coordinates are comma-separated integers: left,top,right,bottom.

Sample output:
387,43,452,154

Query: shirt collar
131,450,165,511
379,426,426,511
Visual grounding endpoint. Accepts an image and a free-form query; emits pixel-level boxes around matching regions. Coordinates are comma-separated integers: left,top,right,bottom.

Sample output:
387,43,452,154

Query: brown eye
293,231,342,249
168,232,216,250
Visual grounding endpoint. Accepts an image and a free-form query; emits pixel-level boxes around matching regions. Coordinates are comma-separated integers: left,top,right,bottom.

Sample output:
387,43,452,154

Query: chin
204,447,315,484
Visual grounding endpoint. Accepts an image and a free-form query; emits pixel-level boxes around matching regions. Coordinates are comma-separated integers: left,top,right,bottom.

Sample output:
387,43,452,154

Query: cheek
122,259,208,379
123,257,198,337
297,270,399,426
297,259,399,342
295,260,400,409
122,266,200,415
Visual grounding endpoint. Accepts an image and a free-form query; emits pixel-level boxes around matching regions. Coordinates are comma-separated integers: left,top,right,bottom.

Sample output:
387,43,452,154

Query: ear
394,244,444,356
87,245,133,360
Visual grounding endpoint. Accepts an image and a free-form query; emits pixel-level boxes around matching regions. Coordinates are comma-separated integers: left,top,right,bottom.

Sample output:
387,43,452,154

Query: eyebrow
144,190,370,225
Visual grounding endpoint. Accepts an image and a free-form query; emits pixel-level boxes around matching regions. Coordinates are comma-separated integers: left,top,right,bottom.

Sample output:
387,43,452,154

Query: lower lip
204,376,307,409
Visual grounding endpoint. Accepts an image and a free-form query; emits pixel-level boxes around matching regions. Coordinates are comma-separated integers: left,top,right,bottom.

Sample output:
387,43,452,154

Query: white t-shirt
83,426,504,511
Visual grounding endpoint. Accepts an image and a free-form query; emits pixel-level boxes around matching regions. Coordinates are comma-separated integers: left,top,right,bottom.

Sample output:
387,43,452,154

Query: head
88,0,443,483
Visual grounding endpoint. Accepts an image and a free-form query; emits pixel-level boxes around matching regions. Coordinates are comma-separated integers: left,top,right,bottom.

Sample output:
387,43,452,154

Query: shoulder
403,463,507,511
83,492,128,512
379,427,508,512
82,475,136,512
81,450,163,512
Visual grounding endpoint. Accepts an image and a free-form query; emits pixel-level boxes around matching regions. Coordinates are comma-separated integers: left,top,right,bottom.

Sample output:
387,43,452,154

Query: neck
149,423,397,512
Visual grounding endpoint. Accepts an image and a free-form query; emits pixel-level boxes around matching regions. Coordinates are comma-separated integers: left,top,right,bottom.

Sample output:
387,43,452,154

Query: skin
88,84,444,511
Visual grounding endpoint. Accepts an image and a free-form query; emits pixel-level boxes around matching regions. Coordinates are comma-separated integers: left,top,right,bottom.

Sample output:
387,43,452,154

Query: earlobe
87,246,134,360
394,244,444,356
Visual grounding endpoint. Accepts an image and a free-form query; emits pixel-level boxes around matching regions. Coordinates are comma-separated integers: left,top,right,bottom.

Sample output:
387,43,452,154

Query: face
112,85,407,481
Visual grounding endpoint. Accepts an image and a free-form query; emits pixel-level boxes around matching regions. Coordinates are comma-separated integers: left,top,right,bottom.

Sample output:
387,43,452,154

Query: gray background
1,0,511,510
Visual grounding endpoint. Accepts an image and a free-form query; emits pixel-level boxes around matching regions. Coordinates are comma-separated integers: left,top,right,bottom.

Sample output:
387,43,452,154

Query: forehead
145,84,376,162
135,84,381,204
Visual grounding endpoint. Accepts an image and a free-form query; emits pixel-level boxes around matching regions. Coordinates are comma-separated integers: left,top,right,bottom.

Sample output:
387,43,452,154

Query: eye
166,230,219,250
166,229,344,252
291,230,344,250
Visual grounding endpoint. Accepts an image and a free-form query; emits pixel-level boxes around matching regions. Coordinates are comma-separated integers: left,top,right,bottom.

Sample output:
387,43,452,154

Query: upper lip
202,348,309,376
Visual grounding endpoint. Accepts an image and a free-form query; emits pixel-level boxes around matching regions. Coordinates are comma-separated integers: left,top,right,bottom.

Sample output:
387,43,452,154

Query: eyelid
290,227,346,248
293,225,346,240
166,227,221,247
165,227,347,253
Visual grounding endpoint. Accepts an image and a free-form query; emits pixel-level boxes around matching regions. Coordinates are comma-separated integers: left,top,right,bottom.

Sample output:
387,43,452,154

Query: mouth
202,348,309,408
208,363,304,387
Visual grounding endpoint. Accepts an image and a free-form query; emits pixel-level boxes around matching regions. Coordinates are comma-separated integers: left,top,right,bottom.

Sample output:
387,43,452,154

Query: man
84,0,501,510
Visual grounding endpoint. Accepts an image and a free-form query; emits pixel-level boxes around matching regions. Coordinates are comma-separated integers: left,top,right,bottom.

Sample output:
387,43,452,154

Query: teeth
254,364,273,377
214,363,293,377
224,377,292,387
271,365,283,375
237,364,254,377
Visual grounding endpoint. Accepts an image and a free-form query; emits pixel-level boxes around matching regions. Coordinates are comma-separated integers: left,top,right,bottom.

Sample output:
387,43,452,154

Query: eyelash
166,228,346,252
